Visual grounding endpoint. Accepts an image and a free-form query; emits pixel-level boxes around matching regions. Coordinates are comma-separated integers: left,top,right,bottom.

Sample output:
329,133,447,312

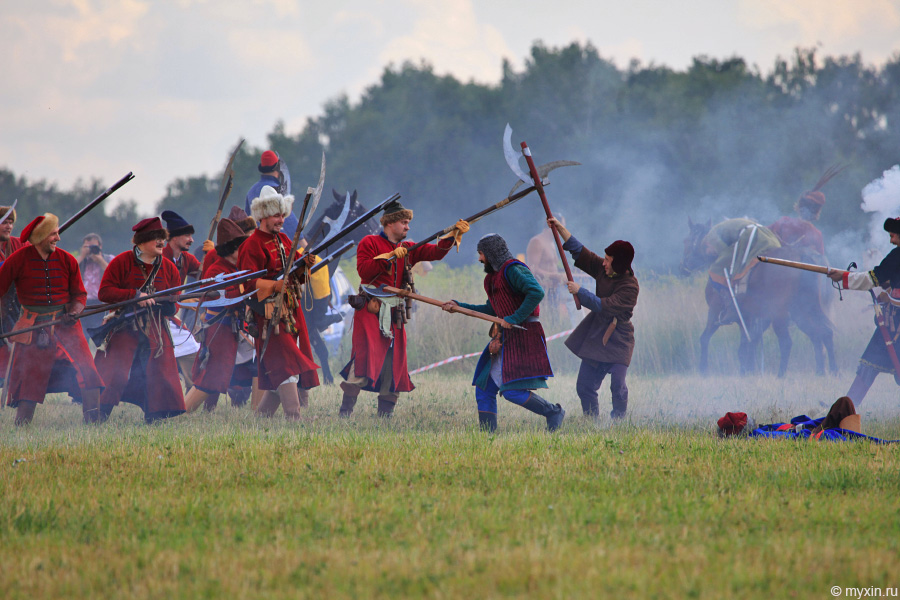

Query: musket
0,269,265,341
259,153,326,361
503,124,581,309
206,138,245,242
383,286,525,330
58,172,135,234
757,255,837,275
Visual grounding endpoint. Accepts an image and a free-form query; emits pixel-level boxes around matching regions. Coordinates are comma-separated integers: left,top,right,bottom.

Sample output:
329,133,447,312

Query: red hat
605,240,634,275
799,190,826,208
258,150,279,173
717,412,748,437
132,217,167,245
20,213,59,244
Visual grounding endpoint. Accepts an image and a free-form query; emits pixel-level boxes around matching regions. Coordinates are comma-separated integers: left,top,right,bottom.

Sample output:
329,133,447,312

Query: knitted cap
161,210,195,237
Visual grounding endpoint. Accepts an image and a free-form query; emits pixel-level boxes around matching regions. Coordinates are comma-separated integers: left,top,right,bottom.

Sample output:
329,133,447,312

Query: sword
723,267,751,339
0,200,17,227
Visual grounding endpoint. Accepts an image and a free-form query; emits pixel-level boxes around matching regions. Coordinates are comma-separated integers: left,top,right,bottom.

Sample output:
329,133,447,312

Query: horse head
679,216,713,276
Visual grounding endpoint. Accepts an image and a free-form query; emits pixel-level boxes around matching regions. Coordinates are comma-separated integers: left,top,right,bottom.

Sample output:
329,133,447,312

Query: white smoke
861,165,900,261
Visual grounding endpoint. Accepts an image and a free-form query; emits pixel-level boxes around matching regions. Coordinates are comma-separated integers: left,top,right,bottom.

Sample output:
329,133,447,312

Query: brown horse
680,217,838,377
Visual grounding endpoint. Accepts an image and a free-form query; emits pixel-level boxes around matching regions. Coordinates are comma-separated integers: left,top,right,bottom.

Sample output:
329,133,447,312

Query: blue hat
161,210,194,237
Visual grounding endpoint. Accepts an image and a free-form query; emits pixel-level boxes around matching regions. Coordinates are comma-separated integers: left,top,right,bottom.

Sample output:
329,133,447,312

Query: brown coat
564,245,639,365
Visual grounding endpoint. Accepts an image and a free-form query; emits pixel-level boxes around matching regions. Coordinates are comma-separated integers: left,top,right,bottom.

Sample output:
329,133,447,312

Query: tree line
3,42,899,266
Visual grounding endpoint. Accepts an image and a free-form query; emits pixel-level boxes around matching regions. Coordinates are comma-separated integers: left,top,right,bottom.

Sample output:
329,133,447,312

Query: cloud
378,0,514,83
740,0,900,40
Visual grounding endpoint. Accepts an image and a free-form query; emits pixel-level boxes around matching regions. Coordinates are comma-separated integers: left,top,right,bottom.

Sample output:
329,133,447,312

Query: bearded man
443,233,563,433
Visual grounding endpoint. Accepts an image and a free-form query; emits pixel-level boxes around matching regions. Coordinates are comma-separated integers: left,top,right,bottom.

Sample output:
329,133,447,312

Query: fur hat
380,199,413,227
258,150,279,173
477,233,514,272
228,205,256,233
161,210,195,237
884,218,900,235
0,205,17,224
605,240,635,275
20,213,59,244
215,218,248,257
132,217,168,245
251,186,294,221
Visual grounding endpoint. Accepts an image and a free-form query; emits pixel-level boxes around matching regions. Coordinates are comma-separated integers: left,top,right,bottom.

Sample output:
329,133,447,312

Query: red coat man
238,185,318,420
93,217,186,423
338,199,466,418
0,213,104,425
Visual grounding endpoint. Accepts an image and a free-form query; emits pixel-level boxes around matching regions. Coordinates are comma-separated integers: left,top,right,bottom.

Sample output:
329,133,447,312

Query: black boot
521,392,565,432
478,411,497,433
97,403,114,424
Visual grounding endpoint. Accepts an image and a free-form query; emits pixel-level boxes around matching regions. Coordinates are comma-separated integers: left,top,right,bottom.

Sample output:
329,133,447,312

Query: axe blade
503,124,532,183
508,160,581,197
302,151,326,231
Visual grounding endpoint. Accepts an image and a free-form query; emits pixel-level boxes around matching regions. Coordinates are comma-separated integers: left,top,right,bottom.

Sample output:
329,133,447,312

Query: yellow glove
439,219,471,252
374,246,409,262
202,239,215,253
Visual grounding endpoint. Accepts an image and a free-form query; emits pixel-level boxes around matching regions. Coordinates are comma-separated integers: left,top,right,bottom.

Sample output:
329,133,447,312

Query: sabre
503,124,581,309
206,138,245,242
0,200,17,228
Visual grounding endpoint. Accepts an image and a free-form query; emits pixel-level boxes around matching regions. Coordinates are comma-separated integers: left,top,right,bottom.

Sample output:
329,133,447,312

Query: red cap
19,216,46,245
717,412,748,437
259,150,279,173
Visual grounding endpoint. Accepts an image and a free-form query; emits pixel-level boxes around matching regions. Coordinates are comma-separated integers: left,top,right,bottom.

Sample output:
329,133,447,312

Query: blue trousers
475,377,531,414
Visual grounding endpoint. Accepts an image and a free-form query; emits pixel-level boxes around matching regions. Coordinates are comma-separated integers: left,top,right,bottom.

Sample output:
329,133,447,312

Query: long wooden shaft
1,342,16,409
520,141,581,310
59,172,134,234
383,286,524,329
757,255,835,275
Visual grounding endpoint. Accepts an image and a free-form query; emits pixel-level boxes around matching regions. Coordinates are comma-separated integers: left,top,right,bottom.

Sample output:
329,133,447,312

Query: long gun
59,172,135,234
383,286,525,330
756,255,840,275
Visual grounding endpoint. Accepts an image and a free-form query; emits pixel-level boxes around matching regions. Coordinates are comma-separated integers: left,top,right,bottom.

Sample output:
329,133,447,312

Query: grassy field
2,371,898,599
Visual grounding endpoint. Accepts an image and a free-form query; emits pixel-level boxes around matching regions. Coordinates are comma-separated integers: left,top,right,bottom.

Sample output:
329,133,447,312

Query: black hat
161,210,195,237
884,218,900,235
380,199,413,226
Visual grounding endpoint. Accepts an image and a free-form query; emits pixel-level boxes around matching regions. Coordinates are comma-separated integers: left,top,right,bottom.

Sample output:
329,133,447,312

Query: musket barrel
757,255,834,275
59,172,135,234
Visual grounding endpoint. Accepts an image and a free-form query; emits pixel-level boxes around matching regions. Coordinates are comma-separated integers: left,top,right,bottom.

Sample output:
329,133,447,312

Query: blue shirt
563,235,604,312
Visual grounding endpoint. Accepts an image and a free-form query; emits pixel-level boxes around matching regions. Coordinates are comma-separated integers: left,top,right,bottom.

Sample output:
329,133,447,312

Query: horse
681,217,838,377
305,189,380,275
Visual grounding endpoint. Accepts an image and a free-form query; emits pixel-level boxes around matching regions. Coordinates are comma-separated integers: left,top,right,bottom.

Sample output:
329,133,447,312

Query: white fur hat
250,185,294,220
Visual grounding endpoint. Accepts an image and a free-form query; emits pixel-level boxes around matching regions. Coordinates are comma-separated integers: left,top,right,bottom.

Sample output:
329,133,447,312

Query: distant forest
3,42,899,268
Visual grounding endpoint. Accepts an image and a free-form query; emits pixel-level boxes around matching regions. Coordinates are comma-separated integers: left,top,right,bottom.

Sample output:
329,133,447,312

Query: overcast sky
2,0,898,213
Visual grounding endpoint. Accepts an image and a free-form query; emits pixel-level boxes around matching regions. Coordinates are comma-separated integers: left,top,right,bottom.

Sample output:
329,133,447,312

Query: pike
0,269,264,341
388,160,579,261
59,172,135,234
206,138,245,242
382,286,525,330
503,124,581,309
259,152,326,361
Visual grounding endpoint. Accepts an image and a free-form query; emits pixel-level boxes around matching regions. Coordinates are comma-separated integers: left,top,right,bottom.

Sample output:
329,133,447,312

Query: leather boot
14,400,37,426
338,381,360,418
478,411,497,433
97,403,114,424
183,387,211,413
81,388,101,424
298,387,309,408
521,392,565,432
377,394,397,418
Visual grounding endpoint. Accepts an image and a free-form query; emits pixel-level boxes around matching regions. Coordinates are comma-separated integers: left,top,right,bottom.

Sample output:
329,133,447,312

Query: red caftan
237,229,319,391
0,245,104,406
94,251,186,418
190,255,243,393
340,233,452,393
163,245,202,284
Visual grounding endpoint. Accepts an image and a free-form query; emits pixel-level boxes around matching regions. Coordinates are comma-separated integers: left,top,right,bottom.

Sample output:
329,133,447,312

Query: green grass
2,373,898,599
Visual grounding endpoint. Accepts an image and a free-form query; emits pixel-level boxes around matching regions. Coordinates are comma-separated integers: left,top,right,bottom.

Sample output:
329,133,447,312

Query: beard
482,262,495,274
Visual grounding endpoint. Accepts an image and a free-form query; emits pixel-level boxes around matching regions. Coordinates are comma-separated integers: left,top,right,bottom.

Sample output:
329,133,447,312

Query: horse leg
771,318,792,378
699,317,719,375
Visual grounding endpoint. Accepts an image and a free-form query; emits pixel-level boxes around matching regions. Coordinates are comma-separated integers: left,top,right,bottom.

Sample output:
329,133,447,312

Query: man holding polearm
548,217,638,420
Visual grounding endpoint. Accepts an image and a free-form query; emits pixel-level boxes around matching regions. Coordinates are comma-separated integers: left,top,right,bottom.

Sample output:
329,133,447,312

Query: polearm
58,172,135,234
503,125,580,309
0,269,265,340
383,286,525,330
206,138,245,242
